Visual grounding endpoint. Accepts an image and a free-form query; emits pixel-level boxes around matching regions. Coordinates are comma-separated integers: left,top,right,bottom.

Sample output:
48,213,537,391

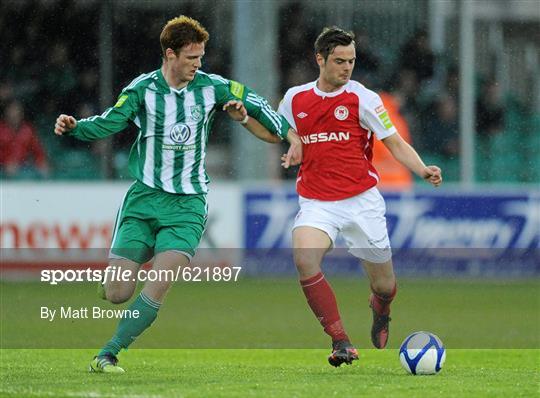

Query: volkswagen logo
170,123,191,144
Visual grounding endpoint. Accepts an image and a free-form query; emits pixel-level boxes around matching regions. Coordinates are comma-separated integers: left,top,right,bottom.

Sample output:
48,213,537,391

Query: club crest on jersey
170,123,191,144
190,105,204,122
334,105,349,121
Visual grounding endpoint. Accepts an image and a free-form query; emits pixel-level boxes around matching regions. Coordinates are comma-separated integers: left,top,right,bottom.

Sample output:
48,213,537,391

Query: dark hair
314,27,355,60
160,15,209,56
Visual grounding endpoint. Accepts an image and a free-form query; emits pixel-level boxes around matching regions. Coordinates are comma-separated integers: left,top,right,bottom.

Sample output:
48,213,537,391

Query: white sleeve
361,95,397,140
277,90,297,131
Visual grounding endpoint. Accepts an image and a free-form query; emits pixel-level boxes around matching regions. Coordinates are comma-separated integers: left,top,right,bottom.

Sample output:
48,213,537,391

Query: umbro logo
297,112,308,119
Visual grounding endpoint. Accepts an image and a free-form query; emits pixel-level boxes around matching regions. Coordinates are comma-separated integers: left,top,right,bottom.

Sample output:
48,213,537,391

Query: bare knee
370,272,396,296
104,258,140,304
371,279,396,296
106,291,132,304
294,250,322,279
363,260,396,295
105,283,135,304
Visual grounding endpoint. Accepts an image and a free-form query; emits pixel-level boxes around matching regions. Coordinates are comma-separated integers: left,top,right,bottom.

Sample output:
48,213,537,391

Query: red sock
300,272,349,342
370,283,397,316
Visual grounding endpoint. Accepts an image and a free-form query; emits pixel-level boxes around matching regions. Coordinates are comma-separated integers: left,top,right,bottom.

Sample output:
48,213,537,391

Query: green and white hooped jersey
70,69,289,194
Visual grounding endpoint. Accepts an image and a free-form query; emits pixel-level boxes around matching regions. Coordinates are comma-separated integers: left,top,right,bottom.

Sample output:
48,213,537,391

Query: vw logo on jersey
170,123,191,144
334,105,349,121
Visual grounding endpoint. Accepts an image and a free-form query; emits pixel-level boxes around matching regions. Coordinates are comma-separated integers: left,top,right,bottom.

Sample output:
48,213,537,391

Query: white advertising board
1,181,243,251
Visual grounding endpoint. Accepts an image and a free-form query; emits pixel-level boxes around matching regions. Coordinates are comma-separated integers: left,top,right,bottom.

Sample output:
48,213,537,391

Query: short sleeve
361,95,397,140
277,90,297,131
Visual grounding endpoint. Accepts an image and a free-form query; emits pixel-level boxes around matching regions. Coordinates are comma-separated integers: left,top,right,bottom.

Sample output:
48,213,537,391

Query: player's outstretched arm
223,99,301,165
224,100,281,143
382,133,442,187
243,117,282,143
54,90,139,141
54,114,77,135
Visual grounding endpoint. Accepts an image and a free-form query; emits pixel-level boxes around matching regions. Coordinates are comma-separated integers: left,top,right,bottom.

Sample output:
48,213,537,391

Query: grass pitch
1,349,539,397
1,278,539,396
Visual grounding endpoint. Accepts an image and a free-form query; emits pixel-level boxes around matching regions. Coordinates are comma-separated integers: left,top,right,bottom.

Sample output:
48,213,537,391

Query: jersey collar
155,69,172,93
156,68,194,95
313,80,350,98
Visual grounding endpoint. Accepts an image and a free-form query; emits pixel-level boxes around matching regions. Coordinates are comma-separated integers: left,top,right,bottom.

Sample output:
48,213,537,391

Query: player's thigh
292,226,333,277
292,197,340,274
110,217,155,264
343,188,392,264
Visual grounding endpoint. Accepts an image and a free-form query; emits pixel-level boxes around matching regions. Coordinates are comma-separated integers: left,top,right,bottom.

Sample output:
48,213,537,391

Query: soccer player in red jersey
278,27,442,367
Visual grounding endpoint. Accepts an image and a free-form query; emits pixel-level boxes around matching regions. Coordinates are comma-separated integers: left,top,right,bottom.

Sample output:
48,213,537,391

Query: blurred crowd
0,1,228,180
1,1,98,179
1,1,537,183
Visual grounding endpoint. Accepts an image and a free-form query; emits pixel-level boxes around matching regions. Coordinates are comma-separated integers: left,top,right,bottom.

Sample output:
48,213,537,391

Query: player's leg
94,188,205,373
108,192,205,355
92,258,154,373
91,182,156,373
293,226,358,367
143,191,206,304
293,226,330,279
362,258,397,349
343,187,396,349
91,257,148,373
99,250,190,363
98,181,153,302
110,190,204,349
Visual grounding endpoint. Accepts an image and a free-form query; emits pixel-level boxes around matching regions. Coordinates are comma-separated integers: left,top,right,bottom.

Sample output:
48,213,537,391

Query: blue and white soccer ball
399,331,446,375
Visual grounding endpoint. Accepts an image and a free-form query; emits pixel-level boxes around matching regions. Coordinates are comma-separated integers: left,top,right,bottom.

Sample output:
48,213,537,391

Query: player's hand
281,129,302,169
223,100,247,122
54,114,77,135
422,165,442,187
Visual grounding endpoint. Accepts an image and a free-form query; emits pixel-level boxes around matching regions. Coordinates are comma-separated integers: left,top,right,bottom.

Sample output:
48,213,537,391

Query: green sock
98,292,160,357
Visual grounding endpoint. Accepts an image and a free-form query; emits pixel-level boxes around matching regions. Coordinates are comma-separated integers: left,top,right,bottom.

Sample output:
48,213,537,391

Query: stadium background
0,1,539,397
1,0,538,271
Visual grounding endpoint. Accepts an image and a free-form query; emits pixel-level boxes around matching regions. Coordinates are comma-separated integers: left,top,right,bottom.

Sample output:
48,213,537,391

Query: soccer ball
399,331,446,375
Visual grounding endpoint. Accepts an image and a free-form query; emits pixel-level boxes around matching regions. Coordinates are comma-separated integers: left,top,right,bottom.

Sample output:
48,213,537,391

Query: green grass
1,349,539,397
1,278,539,396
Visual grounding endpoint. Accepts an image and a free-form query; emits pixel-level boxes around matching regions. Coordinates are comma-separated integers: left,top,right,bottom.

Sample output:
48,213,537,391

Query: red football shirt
278,80,397,201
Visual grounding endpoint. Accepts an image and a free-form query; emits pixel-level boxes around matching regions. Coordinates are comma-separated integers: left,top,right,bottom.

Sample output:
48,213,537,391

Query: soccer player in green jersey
54,16,301,373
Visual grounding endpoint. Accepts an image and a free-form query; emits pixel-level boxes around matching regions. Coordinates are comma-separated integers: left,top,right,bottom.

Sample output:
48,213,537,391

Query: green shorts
109,181,207,264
